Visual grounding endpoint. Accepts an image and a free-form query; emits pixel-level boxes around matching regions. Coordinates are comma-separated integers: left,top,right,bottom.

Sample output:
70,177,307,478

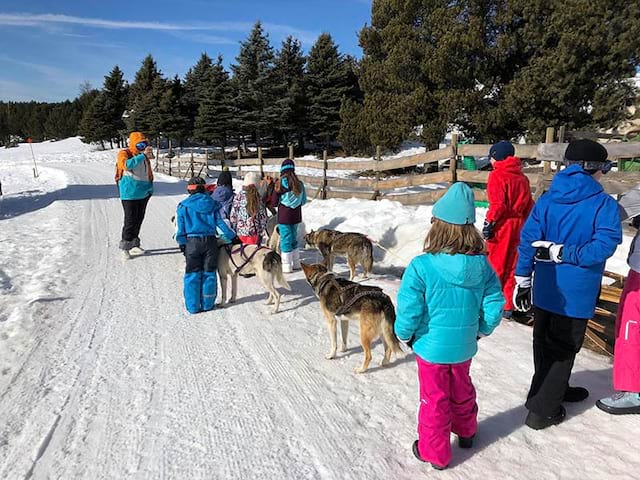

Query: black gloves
179,244,186,255
231,236,242,245
513,276,532,312
482,220,495,240
532,241,563,263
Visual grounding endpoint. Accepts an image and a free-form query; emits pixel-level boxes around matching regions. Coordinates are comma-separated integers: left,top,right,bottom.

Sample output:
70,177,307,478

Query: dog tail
263,251,291,291
381,297,400,353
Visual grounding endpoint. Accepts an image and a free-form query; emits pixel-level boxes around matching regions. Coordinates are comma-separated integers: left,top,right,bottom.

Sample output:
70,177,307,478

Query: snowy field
0,138,638,479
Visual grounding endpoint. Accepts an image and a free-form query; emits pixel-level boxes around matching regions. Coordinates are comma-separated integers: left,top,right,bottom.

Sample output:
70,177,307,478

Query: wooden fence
155,131,640,205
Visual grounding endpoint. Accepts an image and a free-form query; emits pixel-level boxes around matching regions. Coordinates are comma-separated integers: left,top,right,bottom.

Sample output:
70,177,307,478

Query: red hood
493,155,522,173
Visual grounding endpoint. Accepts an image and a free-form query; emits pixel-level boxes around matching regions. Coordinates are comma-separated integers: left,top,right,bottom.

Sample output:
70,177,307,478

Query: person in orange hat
115,132,154,259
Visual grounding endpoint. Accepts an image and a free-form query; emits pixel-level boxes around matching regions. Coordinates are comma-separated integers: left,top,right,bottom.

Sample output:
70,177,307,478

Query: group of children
395,139,639,470
130,135,638,471
174,159,306,314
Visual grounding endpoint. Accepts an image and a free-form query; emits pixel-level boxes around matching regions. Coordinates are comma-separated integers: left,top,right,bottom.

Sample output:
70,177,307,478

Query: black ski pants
121,195,150,248
525,307,588,416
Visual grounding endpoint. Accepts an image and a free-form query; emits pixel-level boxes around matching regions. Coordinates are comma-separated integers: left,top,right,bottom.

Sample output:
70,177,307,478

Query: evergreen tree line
80,22,360,154
3,5,639,155
340,0,640,153
0,85,98,146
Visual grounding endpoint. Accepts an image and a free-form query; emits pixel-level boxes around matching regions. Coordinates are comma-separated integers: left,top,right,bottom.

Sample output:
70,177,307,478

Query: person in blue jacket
395,182,504,470
176,177,239,314
513,139,622,430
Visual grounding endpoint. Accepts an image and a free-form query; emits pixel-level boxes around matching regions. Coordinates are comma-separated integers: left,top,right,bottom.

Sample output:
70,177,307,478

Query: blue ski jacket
176,193,236,246
515,165,622,318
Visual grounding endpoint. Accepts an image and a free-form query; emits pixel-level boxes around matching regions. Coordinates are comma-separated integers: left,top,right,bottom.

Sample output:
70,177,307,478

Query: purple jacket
268,179,306,225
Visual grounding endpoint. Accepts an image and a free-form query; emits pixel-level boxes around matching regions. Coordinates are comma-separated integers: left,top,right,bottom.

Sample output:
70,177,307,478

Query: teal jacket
118,153,154,200
395,253,504,364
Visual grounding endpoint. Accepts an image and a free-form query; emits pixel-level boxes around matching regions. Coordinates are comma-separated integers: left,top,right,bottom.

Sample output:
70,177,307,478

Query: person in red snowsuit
483,141,534,318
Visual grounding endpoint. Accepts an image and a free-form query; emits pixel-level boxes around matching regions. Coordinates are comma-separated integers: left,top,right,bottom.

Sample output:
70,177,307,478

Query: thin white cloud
169,31,236,46
0,13,318,44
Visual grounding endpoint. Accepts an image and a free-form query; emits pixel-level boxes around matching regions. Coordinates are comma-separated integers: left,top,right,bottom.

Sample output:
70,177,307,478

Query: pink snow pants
416,357,478,468
613,269,640,392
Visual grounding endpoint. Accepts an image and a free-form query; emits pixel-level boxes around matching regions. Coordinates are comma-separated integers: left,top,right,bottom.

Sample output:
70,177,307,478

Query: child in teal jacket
395,182,504,470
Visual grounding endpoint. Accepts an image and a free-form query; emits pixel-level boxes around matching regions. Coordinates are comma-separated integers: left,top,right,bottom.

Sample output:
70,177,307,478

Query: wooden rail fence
155,131,640,205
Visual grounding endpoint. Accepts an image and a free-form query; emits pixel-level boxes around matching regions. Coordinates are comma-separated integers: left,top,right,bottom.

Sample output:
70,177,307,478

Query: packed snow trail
0,142,638,480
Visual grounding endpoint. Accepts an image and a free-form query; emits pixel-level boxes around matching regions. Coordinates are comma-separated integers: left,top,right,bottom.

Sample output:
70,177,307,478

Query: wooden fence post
557,126,566,171
258,147,264,178
322,150,328,200
450,133,459,184
168,157,172,177
544,127,555,175
374,145,382,200
288,143,294,160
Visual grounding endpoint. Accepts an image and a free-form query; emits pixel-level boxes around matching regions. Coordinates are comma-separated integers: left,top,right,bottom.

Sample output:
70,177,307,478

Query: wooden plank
588,319,609,333
377,147,454,171
585,327,613,355
457,170,490,183
296,175,324,187
458,144,539,159
380,189,448,205
538,142,640,161
324,189,377,200
377,171,451,189
326,159,379,170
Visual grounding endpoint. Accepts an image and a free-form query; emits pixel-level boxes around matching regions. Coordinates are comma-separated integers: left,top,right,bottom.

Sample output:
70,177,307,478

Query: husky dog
301,262,399,373
304,229,374,280
218,244,290,313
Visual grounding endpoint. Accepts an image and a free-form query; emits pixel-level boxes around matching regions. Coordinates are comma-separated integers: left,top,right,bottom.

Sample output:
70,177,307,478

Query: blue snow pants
279,223,299,253
184,236,218,314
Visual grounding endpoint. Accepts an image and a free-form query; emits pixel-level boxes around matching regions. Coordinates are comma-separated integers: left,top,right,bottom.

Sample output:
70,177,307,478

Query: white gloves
532,240,563,263
398,338,413,354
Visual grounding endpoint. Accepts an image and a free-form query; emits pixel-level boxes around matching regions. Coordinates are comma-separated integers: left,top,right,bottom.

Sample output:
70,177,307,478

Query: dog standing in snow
217,244,290,313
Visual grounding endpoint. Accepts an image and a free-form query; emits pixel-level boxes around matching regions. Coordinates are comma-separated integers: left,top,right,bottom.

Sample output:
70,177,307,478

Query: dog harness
313,271,389,316
225,244,269,274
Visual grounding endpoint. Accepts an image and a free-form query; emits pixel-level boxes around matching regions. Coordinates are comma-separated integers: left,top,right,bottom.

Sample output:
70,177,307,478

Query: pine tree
306,33,351,147
184,53,215,137
102,66,128,144
484,0,640,139
127,55,163,137
231,22,278,146
158,75,191,145
194,57,234,152
0,103,8,146
272,36,307,146
79,94,112,148
45,101,80,140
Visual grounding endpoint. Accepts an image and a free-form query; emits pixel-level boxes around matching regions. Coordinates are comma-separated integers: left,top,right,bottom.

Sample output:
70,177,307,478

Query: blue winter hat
432,182,476,225
280,159,295,173
489,141,515,161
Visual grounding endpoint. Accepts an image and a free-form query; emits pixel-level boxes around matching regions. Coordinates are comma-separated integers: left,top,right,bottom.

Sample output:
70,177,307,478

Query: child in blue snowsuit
176,177,238,314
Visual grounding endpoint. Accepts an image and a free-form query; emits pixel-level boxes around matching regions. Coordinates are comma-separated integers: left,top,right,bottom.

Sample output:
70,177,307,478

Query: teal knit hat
432,183,476,225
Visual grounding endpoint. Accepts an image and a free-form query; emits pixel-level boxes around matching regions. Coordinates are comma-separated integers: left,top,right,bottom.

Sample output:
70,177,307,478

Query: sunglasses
135,141,149,151
601,160,613,174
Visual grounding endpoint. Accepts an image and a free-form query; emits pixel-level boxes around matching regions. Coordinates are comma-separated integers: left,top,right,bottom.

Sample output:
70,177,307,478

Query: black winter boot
563,386,589,403
525,405,566,430
412,441,448,470
458,435,474,449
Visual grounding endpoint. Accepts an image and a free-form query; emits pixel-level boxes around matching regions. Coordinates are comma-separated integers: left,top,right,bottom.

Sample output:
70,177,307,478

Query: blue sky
0,1,372,102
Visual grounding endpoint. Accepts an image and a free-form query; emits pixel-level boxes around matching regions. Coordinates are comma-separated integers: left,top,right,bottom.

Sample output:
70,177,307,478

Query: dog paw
353,366,367,374
340,344,347,352
379,359,390,367
325,352,337,360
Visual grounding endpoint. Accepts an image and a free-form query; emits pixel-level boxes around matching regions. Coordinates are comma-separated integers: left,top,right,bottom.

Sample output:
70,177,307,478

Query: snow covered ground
0,138,638,479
